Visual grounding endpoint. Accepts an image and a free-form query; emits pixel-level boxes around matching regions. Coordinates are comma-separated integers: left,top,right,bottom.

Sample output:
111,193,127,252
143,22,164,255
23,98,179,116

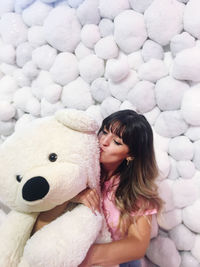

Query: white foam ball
154,111,188,138
120,101,136,111
13,86,33,111
155,76,189,111
172,47,200,82
22,0,52,26
184,0,200,39
185,126,200,142
129,0,153,13
13,69,31,87
169,224,195,251
127,50,144,71
163,51,174,73
50,52,79,86
28,26,46,47
0,75,18,102
181,252,200,267
0,0,14,15
81,24,101,49
0,13,28,46
99,19,114,37
168,157,179,180
157,209,182,231
40,99,63,117
79,54,104,83
153,129,170,152
26,97,41,116
14,0,35,13
76,0,101,25
94,36,119,60
99,0,130,19
22,61,39,80
16,42,33,67
191,235,200,262
144,106,160,126
155,149,170,180
168,136,194,161
114,10,147,53
0,63,17,76
0,44,15,65
183,200,200,233
74,43,93,60
128,81,156,113
172,178,198,208
0,120,15,137
193,140,200,170
105,55,129,82
181,86,200,126
144,0,184,45
32,45,57,70
138,59,168,82
44,83,62,104
141,40,164,62
170,32,195,56
91,78,110,103
61,77,94,110
100,96,121,118
146,236,181,267
44,6,81,52
157,179,174,212
68,0,85,8
110,70,139,101
0,101,16,121
31,70,52,99
177,160,196,179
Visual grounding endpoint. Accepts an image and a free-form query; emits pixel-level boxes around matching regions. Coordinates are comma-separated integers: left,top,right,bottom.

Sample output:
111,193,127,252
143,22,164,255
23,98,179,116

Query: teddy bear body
0,109,115,267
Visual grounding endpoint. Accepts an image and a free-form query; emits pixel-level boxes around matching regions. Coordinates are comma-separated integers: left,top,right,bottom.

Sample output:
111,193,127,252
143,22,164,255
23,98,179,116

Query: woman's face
98,128,130,170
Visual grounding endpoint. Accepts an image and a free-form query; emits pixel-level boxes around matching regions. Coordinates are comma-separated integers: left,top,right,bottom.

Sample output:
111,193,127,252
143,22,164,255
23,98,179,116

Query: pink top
102,177,157,241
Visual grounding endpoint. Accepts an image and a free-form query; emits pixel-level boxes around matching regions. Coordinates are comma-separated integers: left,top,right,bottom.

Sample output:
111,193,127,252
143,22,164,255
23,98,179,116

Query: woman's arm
31,201,69,235
79,215,152,267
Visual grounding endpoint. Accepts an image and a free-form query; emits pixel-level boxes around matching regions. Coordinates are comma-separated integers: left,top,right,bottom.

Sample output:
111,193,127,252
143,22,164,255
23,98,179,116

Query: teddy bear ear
55,109,99,133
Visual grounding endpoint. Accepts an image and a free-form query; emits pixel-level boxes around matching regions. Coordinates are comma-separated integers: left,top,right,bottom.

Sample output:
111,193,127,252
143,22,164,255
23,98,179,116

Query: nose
100,134,111,146
22,176,50,201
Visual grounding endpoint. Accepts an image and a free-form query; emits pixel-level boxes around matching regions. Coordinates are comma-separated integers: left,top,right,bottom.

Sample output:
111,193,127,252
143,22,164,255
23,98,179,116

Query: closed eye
114,140,122,145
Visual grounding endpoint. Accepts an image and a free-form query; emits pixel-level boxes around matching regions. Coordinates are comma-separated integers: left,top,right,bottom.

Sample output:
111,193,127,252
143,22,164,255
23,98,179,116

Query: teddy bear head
0,109,100,213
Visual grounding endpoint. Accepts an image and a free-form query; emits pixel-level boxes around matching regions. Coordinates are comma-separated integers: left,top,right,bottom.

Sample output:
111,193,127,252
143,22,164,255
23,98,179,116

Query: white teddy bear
0,109,115,267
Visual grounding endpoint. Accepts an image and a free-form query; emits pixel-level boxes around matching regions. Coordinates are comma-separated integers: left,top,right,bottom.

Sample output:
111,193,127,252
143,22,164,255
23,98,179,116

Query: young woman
33,109,163,267
74,109,163,267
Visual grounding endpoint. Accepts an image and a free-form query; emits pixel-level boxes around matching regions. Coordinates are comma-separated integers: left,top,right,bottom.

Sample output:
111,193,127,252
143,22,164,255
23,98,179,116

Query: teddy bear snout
22,176,50,201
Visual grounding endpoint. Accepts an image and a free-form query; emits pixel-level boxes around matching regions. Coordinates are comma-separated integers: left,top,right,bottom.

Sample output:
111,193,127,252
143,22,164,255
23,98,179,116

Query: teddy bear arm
22,205,103,267
0,210,38,267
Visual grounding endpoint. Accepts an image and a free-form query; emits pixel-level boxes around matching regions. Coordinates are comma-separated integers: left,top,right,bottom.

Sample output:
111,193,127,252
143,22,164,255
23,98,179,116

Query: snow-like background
0,0,200,266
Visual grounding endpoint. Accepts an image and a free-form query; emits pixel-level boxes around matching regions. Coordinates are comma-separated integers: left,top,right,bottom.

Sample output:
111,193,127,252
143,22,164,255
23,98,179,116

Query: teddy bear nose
22,176,50,201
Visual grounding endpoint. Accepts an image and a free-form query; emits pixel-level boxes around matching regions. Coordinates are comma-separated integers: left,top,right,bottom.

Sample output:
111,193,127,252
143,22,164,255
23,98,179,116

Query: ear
55,109,99,133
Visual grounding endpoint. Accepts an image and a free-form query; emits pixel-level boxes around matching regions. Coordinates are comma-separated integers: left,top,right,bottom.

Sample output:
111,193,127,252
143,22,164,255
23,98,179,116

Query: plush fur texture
0,109,115,267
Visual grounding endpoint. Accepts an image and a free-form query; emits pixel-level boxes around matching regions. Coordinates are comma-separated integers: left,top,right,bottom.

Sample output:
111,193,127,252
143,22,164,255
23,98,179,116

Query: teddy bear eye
16,175,22,183
48,153,58,162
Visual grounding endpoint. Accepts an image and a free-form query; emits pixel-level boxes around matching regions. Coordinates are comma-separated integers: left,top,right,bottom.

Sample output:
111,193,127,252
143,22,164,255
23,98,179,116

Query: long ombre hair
99,110,163,235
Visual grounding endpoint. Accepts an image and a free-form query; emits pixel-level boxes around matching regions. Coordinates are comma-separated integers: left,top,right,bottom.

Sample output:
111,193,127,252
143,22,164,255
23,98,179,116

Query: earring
126,157,134,166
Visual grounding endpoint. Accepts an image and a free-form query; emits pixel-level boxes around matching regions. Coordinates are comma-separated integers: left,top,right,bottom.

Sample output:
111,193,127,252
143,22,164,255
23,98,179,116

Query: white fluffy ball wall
0,0,200,266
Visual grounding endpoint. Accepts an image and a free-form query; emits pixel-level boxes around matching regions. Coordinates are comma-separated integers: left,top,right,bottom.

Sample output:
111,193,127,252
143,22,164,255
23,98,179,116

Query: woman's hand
71,188,100,214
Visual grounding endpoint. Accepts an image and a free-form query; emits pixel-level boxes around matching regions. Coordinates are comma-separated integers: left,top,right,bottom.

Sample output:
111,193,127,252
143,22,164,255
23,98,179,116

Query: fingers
73,188,100,214
85,189,100,213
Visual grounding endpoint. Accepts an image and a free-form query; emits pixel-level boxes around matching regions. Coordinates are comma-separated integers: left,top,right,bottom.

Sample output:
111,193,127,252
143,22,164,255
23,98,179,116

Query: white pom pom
50,52,79,86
